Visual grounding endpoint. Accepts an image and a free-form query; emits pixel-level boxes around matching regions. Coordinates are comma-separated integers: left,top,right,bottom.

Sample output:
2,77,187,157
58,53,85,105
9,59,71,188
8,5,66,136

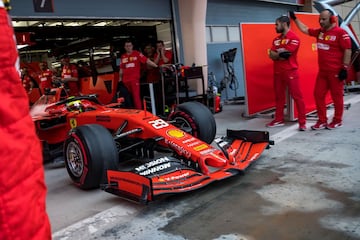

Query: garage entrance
14,19,173,65
13,19,174,105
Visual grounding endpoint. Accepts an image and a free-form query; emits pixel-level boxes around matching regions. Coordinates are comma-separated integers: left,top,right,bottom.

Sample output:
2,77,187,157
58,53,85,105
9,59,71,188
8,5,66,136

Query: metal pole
314,0,353,11
148,83,156,115
343,2,360,24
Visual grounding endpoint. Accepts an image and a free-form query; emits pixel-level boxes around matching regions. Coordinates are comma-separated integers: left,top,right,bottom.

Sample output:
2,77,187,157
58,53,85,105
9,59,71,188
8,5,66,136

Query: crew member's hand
52,77,61,83
279,51,292,59
289,11,297,20
338,68,348,81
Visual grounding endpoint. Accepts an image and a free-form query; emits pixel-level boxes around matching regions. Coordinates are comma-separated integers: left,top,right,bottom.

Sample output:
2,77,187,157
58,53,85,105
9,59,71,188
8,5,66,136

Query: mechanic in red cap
38,61,53,94
60,54,80,96
118,39,158,109
267,15,307,131
290,9,352,130
0,1,52,239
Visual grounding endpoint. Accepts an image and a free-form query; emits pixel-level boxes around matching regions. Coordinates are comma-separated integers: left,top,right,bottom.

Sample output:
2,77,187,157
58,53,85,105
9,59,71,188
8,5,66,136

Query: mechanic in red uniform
0,1,52,239
142,43,159,83
267,16,307,131
154,40,173,67
60,54,80,96
119,39,157,109
21,67,37,93
290,9,352,130
38,61,53,94
153,40,173,112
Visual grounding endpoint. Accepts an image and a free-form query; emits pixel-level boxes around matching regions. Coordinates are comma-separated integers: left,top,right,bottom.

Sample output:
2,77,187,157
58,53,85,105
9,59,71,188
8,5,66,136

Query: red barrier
80,72,119,104
241,23,275,116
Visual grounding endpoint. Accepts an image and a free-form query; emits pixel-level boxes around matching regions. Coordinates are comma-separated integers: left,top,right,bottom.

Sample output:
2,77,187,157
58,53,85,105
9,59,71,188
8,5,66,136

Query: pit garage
10,0,176,105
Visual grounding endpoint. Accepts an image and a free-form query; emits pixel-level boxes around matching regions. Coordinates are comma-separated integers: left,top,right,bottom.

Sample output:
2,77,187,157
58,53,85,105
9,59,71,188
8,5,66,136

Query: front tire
168,101,216,144
64,124,119,189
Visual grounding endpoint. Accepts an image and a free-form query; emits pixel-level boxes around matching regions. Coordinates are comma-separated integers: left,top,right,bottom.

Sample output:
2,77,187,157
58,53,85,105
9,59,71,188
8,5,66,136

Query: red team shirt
38,69,53,90
120,50,148,82
153,50,173,66
271,30,300,72
61,64,79,96
22,75,33,92
308,27,351,72
142,63,160,83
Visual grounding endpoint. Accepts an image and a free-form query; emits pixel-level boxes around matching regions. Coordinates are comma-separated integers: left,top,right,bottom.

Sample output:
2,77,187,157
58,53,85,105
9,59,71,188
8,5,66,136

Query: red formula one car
31,88,273,203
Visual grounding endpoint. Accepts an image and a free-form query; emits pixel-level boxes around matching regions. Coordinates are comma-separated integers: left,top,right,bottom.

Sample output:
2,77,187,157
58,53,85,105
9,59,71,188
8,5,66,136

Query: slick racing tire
64,124,119,189
169,101,216,144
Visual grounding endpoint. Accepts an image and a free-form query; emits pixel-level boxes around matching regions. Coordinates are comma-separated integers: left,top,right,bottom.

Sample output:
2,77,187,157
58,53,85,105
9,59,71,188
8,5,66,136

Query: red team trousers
123,79,142,109
314,70,344,123
273,69,306,125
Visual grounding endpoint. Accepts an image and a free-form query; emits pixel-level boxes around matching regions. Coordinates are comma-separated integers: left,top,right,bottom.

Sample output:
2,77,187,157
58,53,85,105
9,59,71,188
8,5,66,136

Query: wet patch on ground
159,134,360,240
89,133,360,240
161,168,358,240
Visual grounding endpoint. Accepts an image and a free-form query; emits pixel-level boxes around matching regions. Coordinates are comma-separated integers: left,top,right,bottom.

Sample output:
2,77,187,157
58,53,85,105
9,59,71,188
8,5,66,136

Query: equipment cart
159,64,206,115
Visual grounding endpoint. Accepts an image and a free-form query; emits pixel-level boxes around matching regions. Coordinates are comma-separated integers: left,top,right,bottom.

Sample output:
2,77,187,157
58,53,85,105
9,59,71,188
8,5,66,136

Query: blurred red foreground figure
0,2,52,240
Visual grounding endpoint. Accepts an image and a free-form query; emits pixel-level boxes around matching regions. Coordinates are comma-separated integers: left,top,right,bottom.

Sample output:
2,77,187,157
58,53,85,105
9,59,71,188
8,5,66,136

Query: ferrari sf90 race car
31,88,273,203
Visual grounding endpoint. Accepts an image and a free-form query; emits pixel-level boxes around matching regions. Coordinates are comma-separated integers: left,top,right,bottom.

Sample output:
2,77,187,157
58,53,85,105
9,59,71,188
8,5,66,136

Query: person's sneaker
327,121,342,130
311,121,327,130
266,120,285,128
298,124,307,131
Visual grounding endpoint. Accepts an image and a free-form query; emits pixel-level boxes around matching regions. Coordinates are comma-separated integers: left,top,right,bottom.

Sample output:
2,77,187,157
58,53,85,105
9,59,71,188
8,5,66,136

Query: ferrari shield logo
70,118,77,128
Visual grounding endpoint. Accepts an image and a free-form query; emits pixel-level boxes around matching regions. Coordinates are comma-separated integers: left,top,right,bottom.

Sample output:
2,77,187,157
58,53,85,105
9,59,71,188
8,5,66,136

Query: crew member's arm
154,51,161,64
154,48,171,65
146,58,158,68
280,36,299,59
29,80,34,92
289,11,309,35
160,50,170,64
340,29,352,69
338,48,352,80
269,40,293,61
343,49,352,68
119,68,123,82
269,50,280,60
62,76,78,82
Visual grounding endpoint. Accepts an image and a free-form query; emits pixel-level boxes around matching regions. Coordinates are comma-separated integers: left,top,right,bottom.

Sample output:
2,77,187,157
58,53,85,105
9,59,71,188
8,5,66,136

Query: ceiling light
93,22,107,27
17,44,29,49
65,22,81,26
48,22,63,27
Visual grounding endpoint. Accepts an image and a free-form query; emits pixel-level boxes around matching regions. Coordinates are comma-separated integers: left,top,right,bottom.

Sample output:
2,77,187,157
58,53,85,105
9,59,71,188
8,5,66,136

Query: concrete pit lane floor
47,92,360,240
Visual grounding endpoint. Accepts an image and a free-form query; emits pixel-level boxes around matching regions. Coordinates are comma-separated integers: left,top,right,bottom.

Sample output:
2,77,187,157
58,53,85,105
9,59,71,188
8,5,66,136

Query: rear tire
169,101,216,144
64,124,118,189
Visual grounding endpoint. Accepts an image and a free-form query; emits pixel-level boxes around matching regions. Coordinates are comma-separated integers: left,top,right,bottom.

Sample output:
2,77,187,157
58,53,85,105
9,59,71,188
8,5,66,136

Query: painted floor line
52,205,138,239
